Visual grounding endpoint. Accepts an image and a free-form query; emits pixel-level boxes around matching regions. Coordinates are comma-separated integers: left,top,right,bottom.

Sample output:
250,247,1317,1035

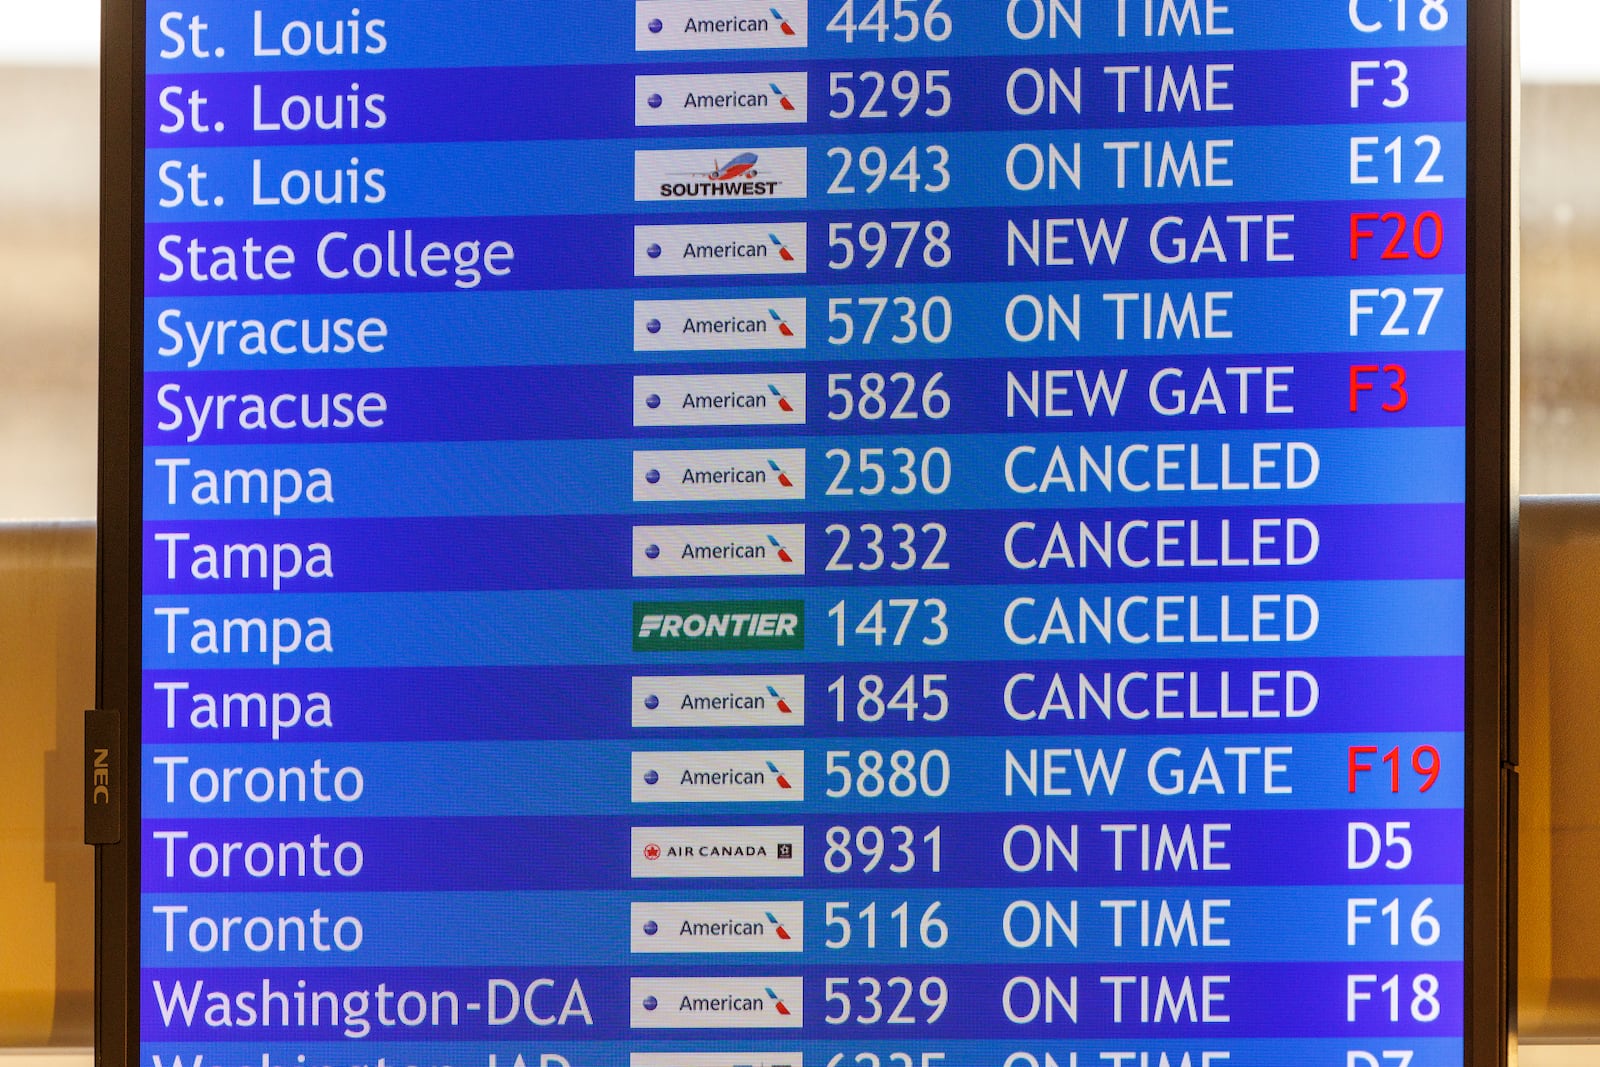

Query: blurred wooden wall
1519,499,1600,1040
0,525,95,1046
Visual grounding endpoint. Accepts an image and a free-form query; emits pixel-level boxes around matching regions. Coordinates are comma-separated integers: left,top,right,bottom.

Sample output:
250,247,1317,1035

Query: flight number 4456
827,0,953,43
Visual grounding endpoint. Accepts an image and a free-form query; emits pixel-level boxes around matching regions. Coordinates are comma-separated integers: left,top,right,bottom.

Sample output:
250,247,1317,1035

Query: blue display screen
140,3,1469,1065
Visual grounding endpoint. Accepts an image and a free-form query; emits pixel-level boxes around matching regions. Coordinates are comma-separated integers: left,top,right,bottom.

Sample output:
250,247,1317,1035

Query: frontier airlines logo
634,600,803,652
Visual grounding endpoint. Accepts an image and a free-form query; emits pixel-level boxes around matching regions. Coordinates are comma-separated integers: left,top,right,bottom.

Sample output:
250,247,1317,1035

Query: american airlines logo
637,72,809,127
637,0,810,50
631,976,805,1029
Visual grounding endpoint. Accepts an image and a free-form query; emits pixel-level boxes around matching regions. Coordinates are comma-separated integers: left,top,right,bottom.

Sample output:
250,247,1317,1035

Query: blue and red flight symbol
765,987,793,1014
766,761,794,789
684,151,758,181
769,84,796,111
767,534,794,562
767,459,794,487
765,912,793,940
771,8,797,35
769,234,796,261
766,685,795,714
767,382,795,410
768,308,795,337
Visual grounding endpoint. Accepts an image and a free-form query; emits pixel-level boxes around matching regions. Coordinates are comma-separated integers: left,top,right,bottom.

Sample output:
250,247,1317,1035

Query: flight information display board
99,2,1513,1065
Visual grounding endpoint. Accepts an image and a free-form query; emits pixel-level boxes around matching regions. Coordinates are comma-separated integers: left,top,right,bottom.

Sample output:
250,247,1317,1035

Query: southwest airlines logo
714,152,762,179
636,148,806,203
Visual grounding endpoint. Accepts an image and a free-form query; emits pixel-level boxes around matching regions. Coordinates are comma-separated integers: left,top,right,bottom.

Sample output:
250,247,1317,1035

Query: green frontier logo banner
634,600,804,652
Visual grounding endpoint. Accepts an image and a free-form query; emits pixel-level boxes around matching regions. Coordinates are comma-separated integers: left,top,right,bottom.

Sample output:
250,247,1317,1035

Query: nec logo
83,709,121,845
92,748,111,804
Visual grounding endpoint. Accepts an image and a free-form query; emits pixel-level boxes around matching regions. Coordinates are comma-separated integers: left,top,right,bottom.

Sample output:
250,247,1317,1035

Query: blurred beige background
0,67,97,522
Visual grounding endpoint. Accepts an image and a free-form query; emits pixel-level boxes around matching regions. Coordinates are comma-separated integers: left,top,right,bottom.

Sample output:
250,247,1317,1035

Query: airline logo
633,599,804,652
632,825,804,878
632,901,804,953
634,373,807,428
637,72,809,127
631,1054,803,1067
637,223,807,277
634,524,806,578
636,148,807,202
633,448,806,502
633,750,805,803
631,977,804,1029
637,1,810,51
634,298,806,352
632,674,806,728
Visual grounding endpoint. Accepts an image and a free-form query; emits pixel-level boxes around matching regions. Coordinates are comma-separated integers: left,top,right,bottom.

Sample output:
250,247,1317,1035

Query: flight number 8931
826,824,943,874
